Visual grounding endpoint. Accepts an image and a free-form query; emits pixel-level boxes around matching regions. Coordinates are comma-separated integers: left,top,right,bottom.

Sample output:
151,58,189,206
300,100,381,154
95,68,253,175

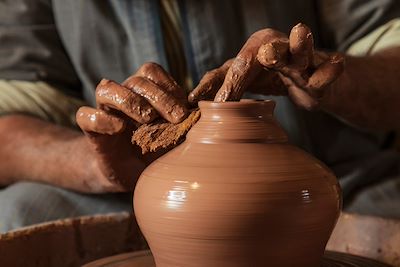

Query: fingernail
99,78,111,86
188,92,196,103
258,39,288,68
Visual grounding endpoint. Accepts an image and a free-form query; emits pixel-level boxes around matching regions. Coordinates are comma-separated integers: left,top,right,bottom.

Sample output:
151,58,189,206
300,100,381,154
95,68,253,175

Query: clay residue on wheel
132,109,201,153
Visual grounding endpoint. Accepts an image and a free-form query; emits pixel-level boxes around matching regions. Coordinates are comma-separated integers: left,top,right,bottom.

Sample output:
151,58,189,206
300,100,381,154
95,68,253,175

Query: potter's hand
189,23,344,110
76,63,189,191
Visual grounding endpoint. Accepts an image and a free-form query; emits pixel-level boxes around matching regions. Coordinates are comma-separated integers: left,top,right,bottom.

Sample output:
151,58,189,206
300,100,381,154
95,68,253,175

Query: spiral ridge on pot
134,100,342,267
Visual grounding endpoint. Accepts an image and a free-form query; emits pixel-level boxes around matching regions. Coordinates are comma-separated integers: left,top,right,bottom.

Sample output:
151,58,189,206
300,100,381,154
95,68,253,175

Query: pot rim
198,99,275,110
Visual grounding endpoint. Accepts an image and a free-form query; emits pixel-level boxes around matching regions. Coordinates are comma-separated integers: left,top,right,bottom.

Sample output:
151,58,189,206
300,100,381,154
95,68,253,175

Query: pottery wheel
83,250,391,267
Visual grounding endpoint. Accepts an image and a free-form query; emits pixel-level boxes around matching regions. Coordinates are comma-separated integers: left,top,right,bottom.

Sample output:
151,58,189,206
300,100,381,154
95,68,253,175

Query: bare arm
322,47,400,131
0,114,115,192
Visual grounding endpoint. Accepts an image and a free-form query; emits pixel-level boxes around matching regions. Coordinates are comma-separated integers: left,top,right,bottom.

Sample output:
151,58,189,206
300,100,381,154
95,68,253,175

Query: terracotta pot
134,100,342,267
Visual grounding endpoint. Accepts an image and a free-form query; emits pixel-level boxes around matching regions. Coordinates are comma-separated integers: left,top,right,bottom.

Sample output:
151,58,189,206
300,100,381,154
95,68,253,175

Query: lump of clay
132,109,200,154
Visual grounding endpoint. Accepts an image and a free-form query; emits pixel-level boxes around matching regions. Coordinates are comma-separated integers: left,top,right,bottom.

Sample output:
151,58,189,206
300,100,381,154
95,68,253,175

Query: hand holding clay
189,23,344,110
76,63,189,191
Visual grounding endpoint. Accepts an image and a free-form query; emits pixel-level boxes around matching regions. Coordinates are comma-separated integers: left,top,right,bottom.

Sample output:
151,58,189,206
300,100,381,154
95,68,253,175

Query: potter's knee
0,182,61,232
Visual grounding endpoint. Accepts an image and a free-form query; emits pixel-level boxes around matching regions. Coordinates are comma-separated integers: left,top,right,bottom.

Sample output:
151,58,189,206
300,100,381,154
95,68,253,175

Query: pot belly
134,153,340,267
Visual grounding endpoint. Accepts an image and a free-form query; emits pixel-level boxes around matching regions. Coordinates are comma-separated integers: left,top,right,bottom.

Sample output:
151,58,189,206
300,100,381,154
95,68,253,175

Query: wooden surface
0,212,399,267
327,213,400,266
83,250,391,267
0,212,147,267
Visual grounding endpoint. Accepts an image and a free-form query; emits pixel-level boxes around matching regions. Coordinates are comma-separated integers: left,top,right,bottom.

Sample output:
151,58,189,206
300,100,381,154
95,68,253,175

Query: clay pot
134,100,342,267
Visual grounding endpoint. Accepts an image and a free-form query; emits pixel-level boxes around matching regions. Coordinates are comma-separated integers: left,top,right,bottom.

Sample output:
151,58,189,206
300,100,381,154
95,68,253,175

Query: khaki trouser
0,80,84,127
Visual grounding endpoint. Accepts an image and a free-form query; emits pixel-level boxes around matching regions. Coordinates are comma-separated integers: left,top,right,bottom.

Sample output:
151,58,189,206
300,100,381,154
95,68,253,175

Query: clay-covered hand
76,63,189,192
189,23,344,110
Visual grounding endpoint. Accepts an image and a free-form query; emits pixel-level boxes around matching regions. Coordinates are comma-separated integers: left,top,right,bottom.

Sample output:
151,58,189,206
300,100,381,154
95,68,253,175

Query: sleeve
0,80,85,128
0,0,85,127
0,0,81,96
346,18,400,56
317,0,400,52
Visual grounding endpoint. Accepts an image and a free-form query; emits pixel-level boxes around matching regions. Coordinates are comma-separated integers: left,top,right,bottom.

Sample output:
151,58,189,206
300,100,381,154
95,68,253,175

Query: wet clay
76,106,126,135
77,62,189,136
123,76,187,124
212,23,343,105
84,250,391,267
133,100,342,267
96,79,158,124
186,23,344,112
132,108,201,153
133,62,188,104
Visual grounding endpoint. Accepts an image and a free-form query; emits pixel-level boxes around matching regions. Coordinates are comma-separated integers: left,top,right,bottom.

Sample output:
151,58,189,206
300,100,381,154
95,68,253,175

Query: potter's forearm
321,47,400,131
0,115,100,191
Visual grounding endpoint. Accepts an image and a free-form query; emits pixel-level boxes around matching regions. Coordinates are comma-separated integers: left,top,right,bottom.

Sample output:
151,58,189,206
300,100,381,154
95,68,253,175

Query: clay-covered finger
124,76,188,124
307,53,345,91
96,79,158,124
313,51,330,67
215,29,287,102
278,66,308,89
257,38,289,68
132,62,187,103
279,74,319,110
76,106,126,135
289,23,314,71
188,59,233,104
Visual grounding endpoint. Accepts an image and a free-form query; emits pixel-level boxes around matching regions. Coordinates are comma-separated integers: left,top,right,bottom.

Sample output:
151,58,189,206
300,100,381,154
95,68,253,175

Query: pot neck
186,100,288,144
